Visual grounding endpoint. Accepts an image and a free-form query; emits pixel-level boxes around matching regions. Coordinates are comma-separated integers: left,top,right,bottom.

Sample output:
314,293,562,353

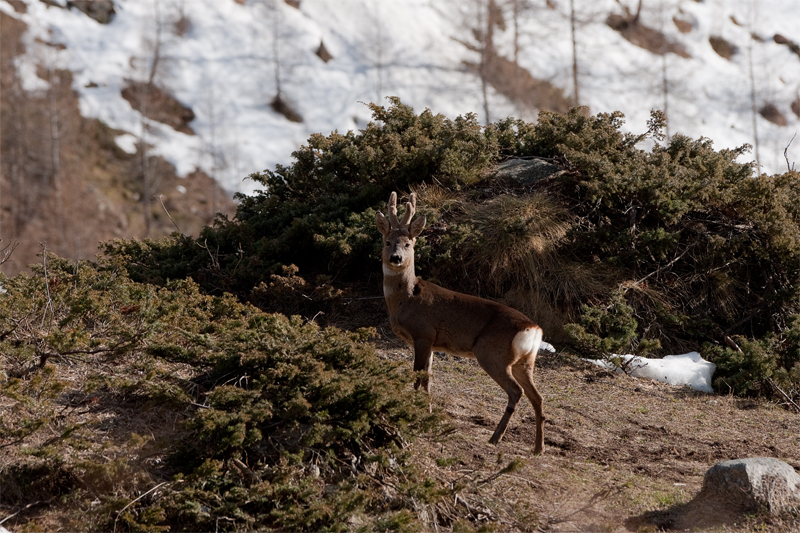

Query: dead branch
0,239,18,265
769,378,800,413
158,194,183,234
39,243,56,328
113,481,172,533
784,132,797,172
724,336,743,353
0,500,45,525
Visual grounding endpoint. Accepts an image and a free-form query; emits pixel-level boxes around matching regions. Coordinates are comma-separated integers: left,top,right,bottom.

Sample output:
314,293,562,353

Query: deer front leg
413,337,434,392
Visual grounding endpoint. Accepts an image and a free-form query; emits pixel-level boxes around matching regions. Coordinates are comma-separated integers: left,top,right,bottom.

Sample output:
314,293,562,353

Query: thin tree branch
784,132,796,172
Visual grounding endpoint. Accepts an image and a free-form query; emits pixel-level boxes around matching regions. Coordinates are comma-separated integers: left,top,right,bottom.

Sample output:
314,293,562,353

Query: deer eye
405,243,410,248
385,241,391,247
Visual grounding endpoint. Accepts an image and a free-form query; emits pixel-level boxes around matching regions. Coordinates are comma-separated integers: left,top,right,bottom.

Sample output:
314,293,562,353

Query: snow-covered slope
4,0,799,194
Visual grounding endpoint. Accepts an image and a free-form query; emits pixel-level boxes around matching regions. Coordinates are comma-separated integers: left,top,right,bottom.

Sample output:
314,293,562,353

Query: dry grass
759,103,788,127
480,49,571,114
376,332,800,532
454,193,613,340
672,16,693,34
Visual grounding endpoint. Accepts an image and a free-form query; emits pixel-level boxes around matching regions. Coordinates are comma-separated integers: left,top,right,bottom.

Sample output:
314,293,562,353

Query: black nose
389,254,402,265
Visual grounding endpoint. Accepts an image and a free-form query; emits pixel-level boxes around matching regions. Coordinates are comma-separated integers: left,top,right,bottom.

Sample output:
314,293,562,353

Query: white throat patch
382,264,404,276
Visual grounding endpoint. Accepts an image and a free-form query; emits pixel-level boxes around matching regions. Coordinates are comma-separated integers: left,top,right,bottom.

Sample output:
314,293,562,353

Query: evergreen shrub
0,257,443,531
102,101,800,400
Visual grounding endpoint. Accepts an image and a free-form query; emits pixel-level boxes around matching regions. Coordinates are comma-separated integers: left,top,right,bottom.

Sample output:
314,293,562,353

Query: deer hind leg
413,338,434,393
483,367,524,445
511,361,545,455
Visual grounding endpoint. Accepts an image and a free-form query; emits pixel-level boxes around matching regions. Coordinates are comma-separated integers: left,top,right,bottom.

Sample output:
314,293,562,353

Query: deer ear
409,214,426,238
376,211,391,237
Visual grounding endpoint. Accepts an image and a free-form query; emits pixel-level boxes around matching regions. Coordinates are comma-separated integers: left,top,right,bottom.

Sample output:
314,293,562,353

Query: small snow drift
588,352,716,393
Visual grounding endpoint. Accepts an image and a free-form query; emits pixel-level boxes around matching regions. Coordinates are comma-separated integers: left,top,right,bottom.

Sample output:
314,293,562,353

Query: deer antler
387,192,400,227
400,193,416,227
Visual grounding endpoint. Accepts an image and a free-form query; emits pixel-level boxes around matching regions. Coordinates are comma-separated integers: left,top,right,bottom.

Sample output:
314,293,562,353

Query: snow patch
115,133,138,154
588,352,716,393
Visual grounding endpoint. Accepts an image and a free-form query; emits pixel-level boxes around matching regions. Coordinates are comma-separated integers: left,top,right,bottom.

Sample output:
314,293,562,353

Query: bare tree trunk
0,41,4,251
747,3,760,169
659,1,669,140
632,0,643,24
139,0,163,237
512,0,520,100
271,0,282,98
206,86,219,218
375,4,383,102
661,51,670,141
477,0,492,125
570,0,579,106
47,63,65,240
9,76,31,234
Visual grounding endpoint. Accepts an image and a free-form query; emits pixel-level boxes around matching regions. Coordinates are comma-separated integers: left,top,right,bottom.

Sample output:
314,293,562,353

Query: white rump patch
512,327,543,358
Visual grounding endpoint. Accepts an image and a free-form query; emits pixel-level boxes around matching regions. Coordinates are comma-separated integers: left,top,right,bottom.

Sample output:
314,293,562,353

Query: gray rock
669,457,800,530
493,158,563,186
701,457,800,513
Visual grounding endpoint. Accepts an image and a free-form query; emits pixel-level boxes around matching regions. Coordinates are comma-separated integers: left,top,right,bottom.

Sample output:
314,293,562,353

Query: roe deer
375,192,546,454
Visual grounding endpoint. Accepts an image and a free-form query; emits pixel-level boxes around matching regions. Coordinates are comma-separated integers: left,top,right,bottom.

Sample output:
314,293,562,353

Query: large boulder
674,457,800,529
701,457,800,512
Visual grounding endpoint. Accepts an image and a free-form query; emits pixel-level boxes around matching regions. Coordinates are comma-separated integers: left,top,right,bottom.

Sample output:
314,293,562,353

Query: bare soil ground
375,335,800,532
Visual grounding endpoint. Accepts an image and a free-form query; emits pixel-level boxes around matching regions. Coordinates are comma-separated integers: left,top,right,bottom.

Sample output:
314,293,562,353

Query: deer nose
389,254,402,265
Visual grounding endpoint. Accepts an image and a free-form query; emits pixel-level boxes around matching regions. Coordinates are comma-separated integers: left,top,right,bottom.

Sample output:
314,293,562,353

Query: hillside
0,95,798,532
1,1,800,529
0,2,236,274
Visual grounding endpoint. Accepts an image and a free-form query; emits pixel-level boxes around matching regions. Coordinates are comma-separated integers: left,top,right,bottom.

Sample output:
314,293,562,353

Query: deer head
375,192,426,272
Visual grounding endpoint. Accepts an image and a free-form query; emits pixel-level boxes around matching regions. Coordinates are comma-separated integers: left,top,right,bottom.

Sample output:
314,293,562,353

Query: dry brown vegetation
467,49,572,116
121,80,197,135
759,102,788,127
709,36,738,61
606,13,690,58
672,16,693,34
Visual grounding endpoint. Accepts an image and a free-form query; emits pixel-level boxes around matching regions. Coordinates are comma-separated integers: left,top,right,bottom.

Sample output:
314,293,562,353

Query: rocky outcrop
492,158,564,186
